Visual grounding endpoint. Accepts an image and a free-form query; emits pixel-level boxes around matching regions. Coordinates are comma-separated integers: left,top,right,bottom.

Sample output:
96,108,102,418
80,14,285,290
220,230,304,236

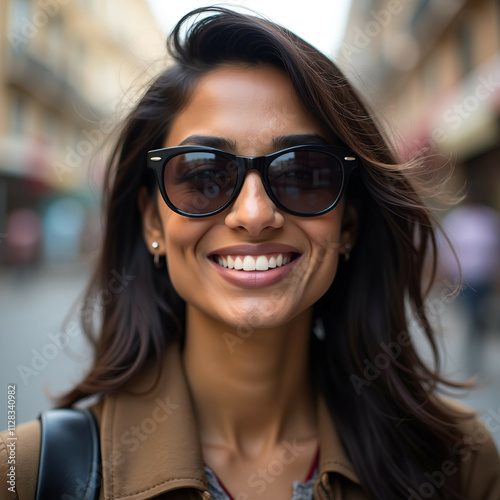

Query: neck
182,305,318,457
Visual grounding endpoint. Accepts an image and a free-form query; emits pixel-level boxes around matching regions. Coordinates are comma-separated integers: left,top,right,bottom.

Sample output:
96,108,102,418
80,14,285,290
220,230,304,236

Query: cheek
306,212,343,258
160,212,209,299
304,217,343,289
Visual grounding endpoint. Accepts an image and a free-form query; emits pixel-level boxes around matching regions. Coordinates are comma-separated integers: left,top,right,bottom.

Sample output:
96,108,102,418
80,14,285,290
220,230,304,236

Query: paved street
0,263,499,447
422,292,500,447
0,261,93,427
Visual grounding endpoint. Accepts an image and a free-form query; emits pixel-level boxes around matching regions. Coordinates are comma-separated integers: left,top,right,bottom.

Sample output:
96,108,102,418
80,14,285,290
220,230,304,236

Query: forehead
164,63,329,154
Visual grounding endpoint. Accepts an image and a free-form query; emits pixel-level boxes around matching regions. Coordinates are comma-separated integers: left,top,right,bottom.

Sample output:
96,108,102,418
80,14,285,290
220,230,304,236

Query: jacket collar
99,341,360,500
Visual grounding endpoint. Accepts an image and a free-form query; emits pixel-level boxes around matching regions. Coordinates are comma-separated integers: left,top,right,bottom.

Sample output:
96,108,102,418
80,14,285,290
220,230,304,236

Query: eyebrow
178,133,334,153
271,134,330,149
178,135,238,151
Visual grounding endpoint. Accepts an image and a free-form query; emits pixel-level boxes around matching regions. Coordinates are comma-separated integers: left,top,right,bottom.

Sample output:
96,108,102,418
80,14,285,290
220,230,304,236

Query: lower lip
209,257,301,287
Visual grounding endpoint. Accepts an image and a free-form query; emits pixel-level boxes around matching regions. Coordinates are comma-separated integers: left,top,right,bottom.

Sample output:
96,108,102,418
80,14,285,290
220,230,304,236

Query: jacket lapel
317,396,360,485
100,341,207,500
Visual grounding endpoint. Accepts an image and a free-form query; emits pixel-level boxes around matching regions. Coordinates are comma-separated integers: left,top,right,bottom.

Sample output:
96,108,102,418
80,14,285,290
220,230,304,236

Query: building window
409,0,431,32
423,58,437,96
8,0,32,53
8,0,31,34
10,93,27,137
496,1,500,48
44,110,59,151
68,40,85,89
457,21,474,77
47,16,64,68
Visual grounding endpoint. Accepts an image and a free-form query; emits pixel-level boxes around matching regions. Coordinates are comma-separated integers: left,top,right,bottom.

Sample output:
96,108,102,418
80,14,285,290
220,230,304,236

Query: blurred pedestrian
4,208,42,278
440,192,500,373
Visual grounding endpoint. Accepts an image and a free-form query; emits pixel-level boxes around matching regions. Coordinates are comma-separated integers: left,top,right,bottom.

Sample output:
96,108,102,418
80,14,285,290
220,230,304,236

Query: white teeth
215,253,294,271
256,256,269,271
243,255,256,271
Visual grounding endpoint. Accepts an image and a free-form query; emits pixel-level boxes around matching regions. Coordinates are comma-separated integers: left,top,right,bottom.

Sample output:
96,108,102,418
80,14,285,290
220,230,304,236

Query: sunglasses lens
268,150,344,214
163,151,238,215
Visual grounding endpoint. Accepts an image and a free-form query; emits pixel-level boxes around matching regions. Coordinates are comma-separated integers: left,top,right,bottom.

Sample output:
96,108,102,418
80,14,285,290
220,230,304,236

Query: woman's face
141,64,355,330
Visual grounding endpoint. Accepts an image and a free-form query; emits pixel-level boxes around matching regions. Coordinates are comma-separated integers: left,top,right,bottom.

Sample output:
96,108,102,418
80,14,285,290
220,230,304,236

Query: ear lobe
138,187,164,254
339,203,358,254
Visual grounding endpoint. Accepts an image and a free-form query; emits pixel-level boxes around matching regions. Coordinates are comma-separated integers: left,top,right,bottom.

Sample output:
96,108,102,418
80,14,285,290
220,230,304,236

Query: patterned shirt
204,450,319,500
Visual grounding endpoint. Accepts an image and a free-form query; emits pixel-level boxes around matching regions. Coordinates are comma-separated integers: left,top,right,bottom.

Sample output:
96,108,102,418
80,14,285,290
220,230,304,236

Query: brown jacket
1,342,500,500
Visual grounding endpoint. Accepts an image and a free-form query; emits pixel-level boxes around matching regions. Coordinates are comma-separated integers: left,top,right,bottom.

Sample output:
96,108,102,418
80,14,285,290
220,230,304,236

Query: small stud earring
151,241,161,268
344,242,352,262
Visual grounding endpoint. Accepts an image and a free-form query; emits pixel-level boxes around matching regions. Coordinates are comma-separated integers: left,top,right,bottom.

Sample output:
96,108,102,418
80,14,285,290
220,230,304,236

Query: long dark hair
59,7,473,499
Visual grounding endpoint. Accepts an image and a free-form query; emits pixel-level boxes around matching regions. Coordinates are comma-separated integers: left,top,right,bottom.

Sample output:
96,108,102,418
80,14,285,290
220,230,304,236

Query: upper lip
208,243,301,256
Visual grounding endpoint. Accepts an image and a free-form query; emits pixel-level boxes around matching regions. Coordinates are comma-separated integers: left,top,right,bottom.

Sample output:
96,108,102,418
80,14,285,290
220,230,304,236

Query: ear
138,187,164,255
339,202,358,256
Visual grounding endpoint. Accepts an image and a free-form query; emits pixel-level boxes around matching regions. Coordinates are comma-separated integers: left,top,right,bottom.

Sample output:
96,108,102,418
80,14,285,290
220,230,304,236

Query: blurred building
0,0,167,265
338,0,500,209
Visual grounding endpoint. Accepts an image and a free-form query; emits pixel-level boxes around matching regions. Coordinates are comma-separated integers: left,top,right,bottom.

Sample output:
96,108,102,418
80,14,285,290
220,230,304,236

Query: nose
224,172,284,235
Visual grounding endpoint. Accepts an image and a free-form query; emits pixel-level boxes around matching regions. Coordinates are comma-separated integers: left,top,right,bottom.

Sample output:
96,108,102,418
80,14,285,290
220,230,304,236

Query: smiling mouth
212,253,299,271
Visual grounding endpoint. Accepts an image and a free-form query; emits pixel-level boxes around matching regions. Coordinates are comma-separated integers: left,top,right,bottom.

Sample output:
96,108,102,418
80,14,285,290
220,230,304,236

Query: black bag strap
36,409,101,500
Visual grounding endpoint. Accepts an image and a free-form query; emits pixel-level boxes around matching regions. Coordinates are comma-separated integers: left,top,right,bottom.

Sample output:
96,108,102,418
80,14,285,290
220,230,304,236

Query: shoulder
444,399,500,499
0,399,104,500
0,419,41,500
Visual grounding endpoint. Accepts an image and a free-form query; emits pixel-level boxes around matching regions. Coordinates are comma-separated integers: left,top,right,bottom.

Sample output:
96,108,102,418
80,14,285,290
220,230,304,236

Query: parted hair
59,7,472,499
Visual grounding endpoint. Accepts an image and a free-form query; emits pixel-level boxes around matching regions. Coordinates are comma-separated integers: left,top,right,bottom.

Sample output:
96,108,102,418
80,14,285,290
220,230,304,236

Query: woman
2,7,499,500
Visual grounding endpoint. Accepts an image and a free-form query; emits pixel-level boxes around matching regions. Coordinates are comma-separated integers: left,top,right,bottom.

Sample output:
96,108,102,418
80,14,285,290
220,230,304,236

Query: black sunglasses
147,145,358,217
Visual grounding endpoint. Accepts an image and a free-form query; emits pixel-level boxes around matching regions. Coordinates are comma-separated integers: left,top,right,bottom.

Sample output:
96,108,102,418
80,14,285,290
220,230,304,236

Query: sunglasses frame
147,144,358,218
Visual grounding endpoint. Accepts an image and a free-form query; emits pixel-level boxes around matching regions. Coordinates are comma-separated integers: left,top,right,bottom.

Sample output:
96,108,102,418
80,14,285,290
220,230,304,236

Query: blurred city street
0,261,93,427
1,261,499,447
